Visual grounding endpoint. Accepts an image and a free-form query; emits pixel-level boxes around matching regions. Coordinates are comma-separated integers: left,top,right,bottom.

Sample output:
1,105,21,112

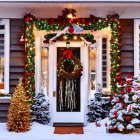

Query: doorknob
53,91,55,97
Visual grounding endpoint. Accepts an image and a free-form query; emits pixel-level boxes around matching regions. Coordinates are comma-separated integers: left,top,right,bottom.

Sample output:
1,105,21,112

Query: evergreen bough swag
31,87,50,124
44,33,96,43
24,12,121,99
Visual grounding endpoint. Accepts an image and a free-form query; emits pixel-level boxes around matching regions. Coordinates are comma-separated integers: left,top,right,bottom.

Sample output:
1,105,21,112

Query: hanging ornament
126,116,131,121
68,26,74,33
117,99,121,103
109,96,114,101
127,71,133,79
122,103,125,108
120,89,125,95
114,111,117,115
126,80,132,85
116,76,121,82
19,36,25,44
126,86,131,93
114,115,118,118
129,81,132,85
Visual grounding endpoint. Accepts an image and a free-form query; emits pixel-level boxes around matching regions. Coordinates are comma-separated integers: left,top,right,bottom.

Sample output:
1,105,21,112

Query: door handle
53,91,55,97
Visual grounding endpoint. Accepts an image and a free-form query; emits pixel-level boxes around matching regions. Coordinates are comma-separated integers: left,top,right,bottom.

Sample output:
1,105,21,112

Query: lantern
66,41,70,49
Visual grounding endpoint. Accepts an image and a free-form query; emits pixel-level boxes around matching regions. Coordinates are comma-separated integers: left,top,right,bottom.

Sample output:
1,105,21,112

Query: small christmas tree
109,72,140,133
87,83,110,122
7,77,31,132
31,87,50,124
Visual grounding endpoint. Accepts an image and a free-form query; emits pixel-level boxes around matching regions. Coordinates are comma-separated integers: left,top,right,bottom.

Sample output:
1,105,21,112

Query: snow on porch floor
1,118,140,140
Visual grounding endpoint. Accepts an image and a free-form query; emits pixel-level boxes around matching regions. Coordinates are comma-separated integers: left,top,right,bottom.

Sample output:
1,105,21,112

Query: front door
49,41,89,125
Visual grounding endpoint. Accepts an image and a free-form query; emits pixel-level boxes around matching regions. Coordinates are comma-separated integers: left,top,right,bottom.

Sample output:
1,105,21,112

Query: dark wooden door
57,47,80,112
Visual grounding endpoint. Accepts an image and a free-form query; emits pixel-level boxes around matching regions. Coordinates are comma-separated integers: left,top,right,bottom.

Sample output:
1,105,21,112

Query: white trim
35,36,42,94
49,41,88,125
103,35,111,91
134,19,140,77
96,37,102,91
1,0,140,2
0,19,10,94
0,97,11,103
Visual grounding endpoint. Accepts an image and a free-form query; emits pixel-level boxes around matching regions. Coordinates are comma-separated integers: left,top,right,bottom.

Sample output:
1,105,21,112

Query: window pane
0,34,4,88
0,25,4,30
41,47,49,96
102,38,107,88
90,48,96,91
139,34,140,77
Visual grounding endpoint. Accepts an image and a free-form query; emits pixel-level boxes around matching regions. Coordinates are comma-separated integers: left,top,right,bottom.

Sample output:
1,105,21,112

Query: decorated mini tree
109,72,140,133
30,87,50,124
87,84,110,122
7,77,31,132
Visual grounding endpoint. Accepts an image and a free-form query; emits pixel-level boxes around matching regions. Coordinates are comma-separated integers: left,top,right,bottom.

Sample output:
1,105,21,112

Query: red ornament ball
120,89,125,95
116,76,121,81
109,96,114,101
126,116,131,121
68,26,74,33
114,115,118,118
119,80,124,86
114,111,117,115
126,86,131,93
19,39,25,44
122,103,125,108
129,82,132,85
122,96,125,100
117,99,121,103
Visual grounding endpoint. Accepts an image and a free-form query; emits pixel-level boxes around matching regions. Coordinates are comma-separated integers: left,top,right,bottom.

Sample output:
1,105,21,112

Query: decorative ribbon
63,50,72,59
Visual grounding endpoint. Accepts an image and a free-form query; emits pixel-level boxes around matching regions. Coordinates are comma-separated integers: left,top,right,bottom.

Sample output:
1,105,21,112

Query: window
90,36,110,97
134,20,140,77
102,38,107,88
0,19,10,94
139,33,140,76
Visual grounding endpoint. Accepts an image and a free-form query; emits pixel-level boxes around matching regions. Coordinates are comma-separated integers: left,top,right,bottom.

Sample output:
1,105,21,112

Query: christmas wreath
57,50,83,79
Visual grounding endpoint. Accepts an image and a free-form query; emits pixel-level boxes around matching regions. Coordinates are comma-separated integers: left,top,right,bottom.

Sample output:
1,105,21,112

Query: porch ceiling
0,2,140,10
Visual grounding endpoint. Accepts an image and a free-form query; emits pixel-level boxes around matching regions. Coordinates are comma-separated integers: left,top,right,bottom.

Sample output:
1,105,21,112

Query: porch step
53,123,83,127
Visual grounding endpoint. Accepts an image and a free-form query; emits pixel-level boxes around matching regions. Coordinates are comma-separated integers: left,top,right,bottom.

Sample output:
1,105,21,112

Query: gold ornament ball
118,128,123,132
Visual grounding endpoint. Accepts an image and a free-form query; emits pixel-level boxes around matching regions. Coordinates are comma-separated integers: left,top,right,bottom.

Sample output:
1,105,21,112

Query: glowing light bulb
68,13,72,18
30,47,33,50
64,36,67,40
74,36,77,40
81,41,84,45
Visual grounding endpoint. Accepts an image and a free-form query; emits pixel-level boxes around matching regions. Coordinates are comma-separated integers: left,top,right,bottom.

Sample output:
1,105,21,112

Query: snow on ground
1,118,140,140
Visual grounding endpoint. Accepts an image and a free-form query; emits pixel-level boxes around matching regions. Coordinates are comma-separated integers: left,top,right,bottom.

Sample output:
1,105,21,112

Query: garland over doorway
23,8,122,103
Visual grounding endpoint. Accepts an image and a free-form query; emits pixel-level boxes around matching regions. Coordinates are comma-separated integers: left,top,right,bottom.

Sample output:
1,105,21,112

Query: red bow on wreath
63,50,72,59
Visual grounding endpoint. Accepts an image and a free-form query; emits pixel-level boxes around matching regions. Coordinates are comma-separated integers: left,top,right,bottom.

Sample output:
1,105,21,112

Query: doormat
53,127,84,134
